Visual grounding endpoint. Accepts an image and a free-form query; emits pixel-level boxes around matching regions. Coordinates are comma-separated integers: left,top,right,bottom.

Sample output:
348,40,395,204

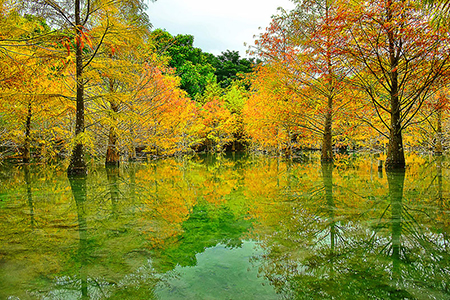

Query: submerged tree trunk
68,0,87,176
105,99,120,167
106,127,119,166
385,114,405,170
321,3,334,164
22,100,32,163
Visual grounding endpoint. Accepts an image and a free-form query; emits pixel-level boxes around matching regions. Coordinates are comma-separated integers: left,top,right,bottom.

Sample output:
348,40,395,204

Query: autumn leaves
0,0,449,172
0,1,250,171
247,0,450,168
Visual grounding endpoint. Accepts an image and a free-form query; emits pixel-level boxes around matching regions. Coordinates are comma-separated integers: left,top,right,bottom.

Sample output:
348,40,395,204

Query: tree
86,4,152,166
422,0,450,24
198,76,237,152
151,30,216,100
251,1,351,161
342,0,450,169
244,64,312,155
128,58,200,156
213,50,256,89
0,12,71,163
412,84,450,154
27,0,150,175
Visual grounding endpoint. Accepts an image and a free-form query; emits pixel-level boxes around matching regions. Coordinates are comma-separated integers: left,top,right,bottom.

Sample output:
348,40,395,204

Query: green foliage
213,50,258,89
198,74,223,104
223,81,247,114
151,30,257,99
151,29,216,99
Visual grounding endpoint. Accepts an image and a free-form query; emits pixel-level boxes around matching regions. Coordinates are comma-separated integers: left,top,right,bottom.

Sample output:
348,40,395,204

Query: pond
0,152,449,299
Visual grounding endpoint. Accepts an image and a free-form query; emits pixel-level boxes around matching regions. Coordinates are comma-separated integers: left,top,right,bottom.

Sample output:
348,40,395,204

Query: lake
0,152,449,299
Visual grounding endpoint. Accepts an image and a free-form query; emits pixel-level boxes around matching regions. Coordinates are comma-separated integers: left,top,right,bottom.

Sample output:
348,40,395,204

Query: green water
0,152,449,299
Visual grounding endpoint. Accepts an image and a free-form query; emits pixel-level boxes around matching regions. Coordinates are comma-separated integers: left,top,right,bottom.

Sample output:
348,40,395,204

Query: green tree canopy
151,29,216,99
213,50,258,88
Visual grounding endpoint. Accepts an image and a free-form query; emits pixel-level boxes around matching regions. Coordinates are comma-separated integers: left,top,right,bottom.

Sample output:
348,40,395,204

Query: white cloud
147,0,295,56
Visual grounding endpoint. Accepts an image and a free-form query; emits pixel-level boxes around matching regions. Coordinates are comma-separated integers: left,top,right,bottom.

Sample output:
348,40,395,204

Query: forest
1,0,449,174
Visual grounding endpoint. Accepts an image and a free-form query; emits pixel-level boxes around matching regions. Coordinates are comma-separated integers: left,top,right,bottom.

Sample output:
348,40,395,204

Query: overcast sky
146,0,295,57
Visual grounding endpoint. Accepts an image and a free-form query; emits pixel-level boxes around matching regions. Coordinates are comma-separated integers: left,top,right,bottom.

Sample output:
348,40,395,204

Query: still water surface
0,153,449,299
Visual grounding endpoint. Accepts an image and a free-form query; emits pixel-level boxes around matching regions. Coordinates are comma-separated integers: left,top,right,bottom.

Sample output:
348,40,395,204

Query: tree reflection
68,174,89,299
322,163,336,253
251,157,450,299
386,170,404,283
23,165,35,229
1,154,449,299
106,166,120,217
435,156,450,253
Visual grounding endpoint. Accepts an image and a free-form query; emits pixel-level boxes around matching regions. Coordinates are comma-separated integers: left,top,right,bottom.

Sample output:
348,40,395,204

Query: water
0,152,449,299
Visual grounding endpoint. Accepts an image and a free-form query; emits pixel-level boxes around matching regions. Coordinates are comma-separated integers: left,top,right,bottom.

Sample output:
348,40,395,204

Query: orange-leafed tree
130,60,200,157
196,76,240,153
200,98,237,152
85,7,152,166
251,1,352,161
342,0,450,169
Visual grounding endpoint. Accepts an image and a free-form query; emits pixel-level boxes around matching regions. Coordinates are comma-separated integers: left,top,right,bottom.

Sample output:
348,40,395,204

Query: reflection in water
436,156,444,209
24,165,35,229
322,163,336,252
106,166,120,217
386,170,405,284
250,155,450,299
69,175,89,299
0,154,449,299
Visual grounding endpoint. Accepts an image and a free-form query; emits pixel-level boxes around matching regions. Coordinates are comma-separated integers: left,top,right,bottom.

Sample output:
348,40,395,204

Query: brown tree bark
105,128,120,166
385,106,405,169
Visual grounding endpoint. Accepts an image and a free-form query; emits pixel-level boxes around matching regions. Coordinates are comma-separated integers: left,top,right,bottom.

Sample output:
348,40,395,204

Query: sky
146,0,295,57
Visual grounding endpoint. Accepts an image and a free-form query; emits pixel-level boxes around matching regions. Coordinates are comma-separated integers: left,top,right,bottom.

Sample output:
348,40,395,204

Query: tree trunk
68,0,87,176
322,2,334,164
436,156,443,208
128,109,137,161
385,117,405,169
385,1,405,170
105,127,120,166
22,100,32,163
434,108,443,155
105,99,120,166
321,96,333,163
